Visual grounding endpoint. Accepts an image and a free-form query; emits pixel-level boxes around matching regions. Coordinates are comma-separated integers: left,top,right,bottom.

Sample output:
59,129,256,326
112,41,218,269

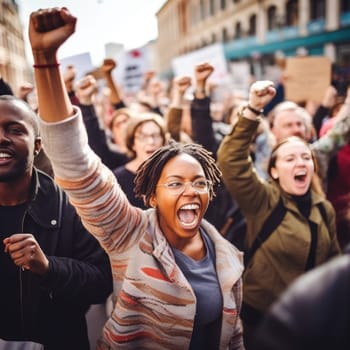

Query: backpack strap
244,196,286,266
305,202,329,271
244,199,330,267
316,202,329,231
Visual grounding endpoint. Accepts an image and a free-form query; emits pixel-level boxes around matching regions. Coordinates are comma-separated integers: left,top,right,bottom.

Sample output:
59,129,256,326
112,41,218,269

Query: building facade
156,0,350,79
0,0,29,92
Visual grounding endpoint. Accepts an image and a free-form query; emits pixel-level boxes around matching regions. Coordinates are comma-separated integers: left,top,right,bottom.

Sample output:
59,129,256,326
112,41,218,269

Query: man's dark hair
0,95,40,137
0,78,14,96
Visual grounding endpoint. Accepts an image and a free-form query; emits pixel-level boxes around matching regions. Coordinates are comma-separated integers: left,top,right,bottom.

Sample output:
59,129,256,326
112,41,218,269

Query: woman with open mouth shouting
29,7,245,350
217,80,341,349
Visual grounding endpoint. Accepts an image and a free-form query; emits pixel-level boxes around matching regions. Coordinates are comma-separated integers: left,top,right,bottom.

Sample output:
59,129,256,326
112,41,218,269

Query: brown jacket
217,116,340,312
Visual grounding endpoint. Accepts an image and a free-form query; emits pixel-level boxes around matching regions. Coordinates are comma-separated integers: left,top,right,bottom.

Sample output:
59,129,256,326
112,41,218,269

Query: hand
144,70,155,82
4,234,49,275
17,82,35,100
322,85,337,108
101,58,117,74
248,80,276,110
344,86,350,105
29,7,77,56
75,75,98,105
173,76,192,96
194,62,214,84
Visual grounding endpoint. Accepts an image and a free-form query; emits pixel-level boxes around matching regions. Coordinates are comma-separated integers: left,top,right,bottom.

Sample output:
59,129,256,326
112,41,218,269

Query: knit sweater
39,109,245,350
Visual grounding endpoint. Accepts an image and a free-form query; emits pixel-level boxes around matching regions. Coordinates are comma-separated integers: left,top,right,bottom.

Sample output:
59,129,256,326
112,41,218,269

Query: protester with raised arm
217,80,340,349
29,7,244,350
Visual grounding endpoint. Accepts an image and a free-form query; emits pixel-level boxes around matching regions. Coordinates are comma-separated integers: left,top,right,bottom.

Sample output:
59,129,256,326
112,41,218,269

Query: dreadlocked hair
134,139,222,207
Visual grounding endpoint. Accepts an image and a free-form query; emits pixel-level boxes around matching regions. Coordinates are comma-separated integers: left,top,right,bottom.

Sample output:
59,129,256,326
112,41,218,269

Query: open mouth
177,203,200,228
294,172,307,185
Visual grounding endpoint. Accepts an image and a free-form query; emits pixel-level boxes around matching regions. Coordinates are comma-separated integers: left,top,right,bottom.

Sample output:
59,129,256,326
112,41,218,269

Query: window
220,0,226,11
178,1,188,34
222,27,229,42
191,3,198,25
248,14,257,36
210,0,215,15
267,6,277,30
341,0,350,13
286,0,298,26
200,0,206,20
310,0,325,20
234,21,242,38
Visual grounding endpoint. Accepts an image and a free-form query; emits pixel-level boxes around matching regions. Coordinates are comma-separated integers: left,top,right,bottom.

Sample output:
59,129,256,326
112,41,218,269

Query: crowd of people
0,5,350,350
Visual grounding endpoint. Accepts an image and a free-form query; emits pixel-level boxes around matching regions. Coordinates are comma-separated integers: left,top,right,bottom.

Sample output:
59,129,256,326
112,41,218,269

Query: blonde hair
124,113,166,158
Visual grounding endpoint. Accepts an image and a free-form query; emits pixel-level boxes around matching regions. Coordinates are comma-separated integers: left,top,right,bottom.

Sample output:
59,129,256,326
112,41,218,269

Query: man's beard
0,163,30,183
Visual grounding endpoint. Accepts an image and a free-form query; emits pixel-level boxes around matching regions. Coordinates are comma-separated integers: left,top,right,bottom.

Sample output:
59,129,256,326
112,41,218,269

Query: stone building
156,0,350,79
0,0,29,92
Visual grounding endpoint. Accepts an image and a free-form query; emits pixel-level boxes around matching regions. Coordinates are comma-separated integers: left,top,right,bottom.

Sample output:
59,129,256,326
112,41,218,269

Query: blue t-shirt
172,230,223,349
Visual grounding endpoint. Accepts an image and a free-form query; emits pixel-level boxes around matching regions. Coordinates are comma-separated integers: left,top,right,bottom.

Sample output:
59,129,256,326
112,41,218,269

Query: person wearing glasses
113,113,167,209
29,7,245,350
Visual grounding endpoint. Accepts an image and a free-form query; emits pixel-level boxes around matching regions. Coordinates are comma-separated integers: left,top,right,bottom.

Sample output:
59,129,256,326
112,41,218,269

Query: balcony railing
307,19,325,34
225,36,257,51
265,26,299,42
340,12,350,27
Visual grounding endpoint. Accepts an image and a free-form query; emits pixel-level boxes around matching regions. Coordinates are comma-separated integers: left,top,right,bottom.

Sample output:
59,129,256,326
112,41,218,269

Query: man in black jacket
0,95,113,349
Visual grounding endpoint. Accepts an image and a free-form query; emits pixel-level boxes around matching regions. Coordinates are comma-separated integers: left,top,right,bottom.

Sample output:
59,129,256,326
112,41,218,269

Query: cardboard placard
284,56,331,104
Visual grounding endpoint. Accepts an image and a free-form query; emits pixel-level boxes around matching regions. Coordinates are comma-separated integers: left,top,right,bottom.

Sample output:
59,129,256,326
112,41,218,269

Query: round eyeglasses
157,179,212,195
135,132,163,143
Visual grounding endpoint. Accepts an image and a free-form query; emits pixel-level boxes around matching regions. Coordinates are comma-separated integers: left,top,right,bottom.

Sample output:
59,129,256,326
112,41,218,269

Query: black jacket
0,169,113,349
80,104,128,170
